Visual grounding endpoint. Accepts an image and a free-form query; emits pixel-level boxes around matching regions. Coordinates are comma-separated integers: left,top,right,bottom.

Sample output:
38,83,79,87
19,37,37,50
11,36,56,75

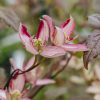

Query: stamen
10,90,21,100
34,38,43,52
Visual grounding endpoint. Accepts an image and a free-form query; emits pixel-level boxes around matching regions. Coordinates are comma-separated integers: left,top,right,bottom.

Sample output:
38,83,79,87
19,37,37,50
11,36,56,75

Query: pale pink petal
43,15,55,36
11,51,25,70
24,56,35,70
19,23,31,43
10,58,18,70
61,44,88,52
40,46,66,58
24,67,38,85
9,75,25,92
0,90,7,100
25,66,43,86
21,98,31,100
36,19,49,44
60,16,75,39
19,23,38,55
24,57,37,85
36,79,55,86
24,43,38,55
52,27,64,46
10,58,24,71
43,15,55,42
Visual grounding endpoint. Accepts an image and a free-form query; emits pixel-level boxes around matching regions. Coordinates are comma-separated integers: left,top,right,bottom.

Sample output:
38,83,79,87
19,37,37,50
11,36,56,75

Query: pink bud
43,15,55,42
61,16,75,40
36,19,49,44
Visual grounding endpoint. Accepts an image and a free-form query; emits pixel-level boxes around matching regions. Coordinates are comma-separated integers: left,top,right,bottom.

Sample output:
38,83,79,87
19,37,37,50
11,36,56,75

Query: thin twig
51,54,72,78
25,54,72,98
4,69,22,90
4,56,46,90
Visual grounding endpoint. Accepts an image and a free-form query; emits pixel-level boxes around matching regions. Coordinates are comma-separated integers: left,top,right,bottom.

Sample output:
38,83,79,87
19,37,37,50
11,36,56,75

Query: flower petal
36,79,55,86
36,19,49,44
9,75,25,92
43,15,55,42
10,58,17,70
60,16,75,39
43,15,55,36
19,23,31,42
52,27,64,46
24,56,37,85
24,56,35,70
21,98,31,100
0,90,7,100
10,50,25,70
41,46,66,58
61,44,88,52
24,68,37,85
19,23,38,55
24,57,43,86
24,42,38,55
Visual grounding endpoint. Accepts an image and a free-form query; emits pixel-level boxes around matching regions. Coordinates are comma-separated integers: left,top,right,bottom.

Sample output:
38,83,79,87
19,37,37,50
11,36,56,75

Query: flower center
10,90,21,100
34,38,43,52
64,32,74,43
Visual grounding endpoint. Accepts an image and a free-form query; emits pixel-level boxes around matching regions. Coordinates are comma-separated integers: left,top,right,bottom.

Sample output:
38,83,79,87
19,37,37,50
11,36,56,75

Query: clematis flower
0,51,31,100
0,89,30,100
7,58,29,100
19,22,66,58
10,55,55,88
0,77,29,100
19,15,88,58
43,15,88,51
9,58,25,93
0,54,55,100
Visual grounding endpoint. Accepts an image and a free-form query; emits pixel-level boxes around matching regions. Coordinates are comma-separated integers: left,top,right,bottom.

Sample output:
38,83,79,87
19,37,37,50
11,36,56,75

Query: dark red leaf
83,30,100,69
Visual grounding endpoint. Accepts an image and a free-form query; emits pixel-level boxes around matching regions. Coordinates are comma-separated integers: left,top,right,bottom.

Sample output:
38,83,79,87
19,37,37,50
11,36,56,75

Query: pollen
34,38,43,52
10,90,21,100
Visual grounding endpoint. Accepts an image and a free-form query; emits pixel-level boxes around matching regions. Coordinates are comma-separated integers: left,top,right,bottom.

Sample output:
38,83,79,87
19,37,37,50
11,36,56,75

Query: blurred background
0,0,100,100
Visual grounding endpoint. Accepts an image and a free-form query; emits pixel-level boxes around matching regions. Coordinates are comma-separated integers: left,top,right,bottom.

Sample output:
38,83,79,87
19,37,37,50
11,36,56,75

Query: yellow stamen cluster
34,38,43,53
10,90,21,100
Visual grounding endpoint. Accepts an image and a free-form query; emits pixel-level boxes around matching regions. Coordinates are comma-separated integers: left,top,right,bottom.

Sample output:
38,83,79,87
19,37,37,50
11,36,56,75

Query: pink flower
0,57,55,100
1,56,55,100
0,89,30,100
10,56,55,88
19,15,88,58
19,22,66,58
9,58,25,92
43,15,88,51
